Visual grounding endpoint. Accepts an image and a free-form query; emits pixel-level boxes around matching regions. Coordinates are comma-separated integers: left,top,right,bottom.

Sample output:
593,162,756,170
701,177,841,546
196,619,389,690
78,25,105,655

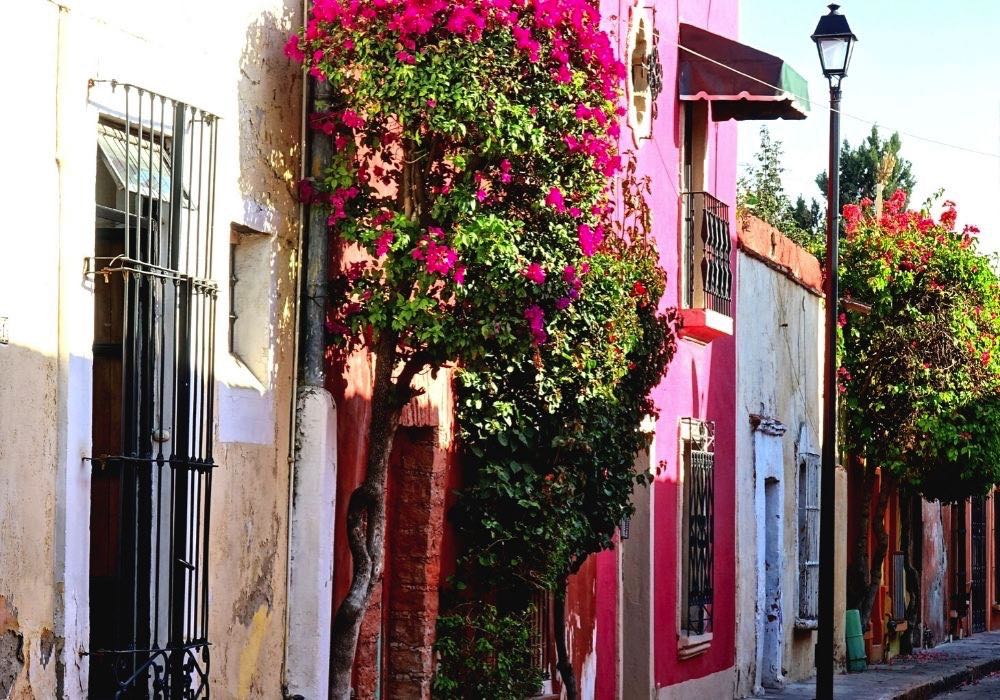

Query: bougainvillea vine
288,0,675,696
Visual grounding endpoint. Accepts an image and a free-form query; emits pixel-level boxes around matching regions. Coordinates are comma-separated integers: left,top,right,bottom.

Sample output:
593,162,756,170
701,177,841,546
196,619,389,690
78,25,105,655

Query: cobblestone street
768,631,1000,699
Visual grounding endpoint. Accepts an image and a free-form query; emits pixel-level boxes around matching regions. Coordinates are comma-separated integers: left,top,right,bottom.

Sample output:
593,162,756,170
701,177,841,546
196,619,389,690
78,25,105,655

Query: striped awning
679,24,809,121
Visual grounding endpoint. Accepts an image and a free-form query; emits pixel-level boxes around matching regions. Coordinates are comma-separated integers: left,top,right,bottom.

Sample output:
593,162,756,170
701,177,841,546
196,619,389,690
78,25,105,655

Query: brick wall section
737,215,824,297
347,367,455,700
385,426,451,699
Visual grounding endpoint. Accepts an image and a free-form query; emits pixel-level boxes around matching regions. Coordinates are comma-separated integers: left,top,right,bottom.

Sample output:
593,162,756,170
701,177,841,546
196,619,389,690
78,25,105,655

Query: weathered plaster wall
0,1,303,697
1,3,80,697
734,220,832,694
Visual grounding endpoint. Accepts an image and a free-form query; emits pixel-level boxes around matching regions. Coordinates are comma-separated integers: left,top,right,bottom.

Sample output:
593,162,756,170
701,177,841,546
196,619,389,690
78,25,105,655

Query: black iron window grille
797,454,821,625
529,591,554,682
682,192,732,317
681,418,715,636
86,81,218,699
891,552,906,621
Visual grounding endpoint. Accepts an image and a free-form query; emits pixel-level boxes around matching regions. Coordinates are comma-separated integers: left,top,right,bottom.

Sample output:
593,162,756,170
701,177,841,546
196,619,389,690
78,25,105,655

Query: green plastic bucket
845,608,867,672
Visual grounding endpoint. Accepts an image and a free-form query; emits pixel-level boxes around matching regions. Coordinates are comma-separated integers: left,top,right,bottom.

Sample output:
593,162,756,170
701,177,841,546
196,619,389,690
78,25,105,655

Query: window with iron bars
796,453,820,627
529,590,555,693
87,81,218,699
952,500,968,620
680,418,715,637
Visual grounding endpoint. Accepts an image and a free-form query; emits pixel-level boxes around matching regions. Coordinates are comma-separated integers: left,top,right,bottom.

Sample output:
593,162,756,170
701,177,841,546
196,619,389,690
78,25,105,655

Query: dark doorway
90,210,156,698
971,496,987,633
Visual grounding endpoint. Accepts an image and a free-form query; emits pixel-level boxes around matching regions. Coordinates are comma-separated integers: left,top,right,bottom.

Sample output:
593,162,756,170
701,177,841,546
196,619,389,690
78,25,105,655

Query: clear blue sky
737,1,1000,253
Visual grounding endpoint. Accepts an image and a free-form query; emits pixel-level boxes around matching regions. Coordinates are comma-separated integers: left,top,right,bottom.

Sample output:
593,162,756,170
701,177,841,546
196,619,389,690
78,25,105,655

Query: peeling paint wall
0,0,303,696
735,219,838,694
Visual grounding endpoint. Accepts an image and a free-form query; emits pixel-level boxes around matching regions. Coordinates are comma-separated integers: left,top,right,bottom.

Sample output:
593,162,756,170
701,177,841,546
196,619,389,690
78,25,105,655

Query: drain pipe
283,2,338,696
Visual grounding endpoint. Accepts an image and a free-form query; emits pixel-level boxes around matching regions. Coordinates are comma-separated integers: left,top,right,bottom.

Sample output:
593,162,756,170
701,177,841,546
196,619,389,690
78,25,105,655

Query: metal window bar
529,591,554,680
682,192,732,317
228,240,238,355
797,455,820,622
86,82,218,699
891,552,906,621
971,496,987,633
682,419,715,636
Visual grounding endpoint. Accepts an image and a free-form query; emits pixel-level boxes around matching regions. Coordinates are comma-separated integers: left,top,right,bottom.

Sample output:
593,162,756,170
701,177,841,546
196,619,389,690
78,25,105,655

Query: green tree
840,192,1000,631
738,126,824,254
816,126,916,210
790,194,822,236
736,126,826,257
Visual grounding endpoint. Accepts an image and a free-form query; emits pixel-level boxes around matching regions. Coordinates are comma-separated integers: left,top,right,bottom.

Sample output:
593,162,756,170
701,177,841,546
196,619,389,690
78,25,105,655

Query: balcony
680,192,733,344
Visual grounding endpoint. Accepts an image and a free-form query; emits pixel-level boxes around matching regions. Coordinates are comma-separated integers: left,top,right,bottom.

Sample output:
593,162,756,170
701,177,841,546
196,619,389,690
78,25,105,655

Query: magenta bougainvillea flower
545,186,566,213
523,304,547,345
522,262,546,285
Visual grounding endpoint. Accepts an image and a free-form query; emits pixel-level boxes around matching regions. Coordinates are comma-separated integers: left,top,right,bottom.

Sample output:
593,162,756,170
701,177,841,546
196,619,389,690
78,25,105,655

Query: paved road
934,671,1000,698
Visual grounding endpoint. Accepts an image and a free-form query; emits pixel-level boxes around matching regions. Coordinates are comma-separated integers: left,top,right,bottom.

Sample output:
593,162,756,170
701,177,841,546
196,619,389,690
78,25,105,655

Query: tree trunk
553,580,578,700
328,333,422,700
858,472,895,631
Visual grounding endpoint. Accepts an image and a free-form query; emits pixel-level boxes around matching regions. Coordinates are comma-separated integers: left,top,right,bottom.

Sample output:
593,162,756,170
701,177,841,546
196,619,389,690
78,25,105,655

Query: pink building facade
561,2,809,697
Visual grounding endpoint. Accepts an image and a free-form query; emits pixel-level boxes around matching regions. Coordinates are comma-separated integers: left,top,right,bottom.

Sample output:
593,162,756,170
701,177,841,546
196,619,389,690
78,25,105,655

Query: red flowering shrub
841,192,1000,501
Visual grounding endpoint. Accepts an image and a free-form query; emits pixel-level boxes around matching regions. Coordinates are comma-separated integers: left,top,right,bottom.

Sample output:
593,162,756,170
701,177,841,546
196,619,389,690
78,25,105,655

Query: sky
737,0,1000,254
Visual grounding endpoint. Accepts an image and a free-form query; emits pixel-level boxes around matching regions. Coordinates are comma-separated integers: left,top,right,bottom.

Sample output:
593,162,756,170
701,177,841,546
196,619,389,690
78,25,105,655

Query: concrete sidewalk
766,631,1000,700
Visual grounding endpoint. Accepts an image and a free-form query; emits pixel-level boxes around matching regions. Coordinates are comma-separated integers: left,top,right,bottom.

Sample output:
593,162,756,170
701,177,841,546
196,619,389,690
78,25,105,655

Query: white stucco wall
0,1,306,697
734,247,838,695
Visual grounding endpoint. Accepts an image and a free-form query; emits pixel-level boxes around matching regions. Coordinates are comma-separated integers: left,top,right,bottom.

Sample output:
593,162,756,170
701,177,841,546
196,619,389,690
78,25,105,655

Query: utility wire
673,39,1000,161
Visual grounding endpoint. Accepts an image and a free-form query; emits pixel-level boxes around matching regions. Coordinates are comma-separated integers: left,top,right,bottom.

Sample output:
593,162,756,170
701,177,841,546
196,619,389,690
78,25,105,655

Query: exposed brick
383,426,453,700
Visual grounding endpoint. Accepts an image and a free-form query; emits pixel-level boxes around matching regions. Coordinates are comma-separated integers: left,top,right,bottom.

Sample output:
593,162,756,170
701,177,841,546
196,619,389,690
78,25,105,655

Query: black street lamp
812,4,856,700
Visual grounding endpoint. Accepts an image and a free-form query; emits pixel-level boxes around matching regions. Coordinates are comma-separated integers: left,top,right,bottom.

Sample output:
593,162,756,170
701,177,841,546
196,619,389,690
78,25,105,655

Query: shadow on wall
238,9,302,241
231,7,303,393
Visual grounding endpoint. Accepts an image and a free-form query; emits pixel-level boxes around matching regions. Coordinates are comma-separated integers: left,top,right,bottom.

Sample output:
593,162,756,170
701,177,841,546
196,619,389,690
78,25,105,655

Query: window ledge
794,617,819,631
677,631,713,659
678,308,733,344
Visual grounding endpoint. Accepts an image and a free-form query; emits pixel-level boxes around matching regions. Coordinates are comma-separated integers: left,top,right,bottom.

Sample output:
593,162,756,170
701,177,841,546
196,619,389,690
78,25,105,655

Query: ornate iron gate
87,83,218,699
971,496,987,633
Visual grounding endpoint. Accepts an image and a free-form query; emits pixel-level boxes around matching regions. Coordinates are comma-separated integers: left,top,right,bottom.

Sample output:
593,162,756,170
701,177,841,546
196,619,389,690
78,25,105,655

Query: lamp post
812,5,857,699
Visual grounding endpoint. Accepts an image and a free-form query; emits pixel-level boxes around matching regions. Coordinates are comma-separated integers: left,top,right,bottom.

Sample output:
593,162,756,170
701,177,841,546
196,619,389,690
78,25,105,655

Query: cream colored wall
734,252,831,694
0,1,302,697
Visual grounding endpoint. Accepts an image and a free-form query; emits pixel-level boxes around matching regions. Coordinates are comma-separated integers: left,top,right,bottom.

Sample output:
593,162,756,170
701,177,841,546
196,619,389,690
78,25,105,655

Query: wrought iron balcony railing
683,192,732,318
